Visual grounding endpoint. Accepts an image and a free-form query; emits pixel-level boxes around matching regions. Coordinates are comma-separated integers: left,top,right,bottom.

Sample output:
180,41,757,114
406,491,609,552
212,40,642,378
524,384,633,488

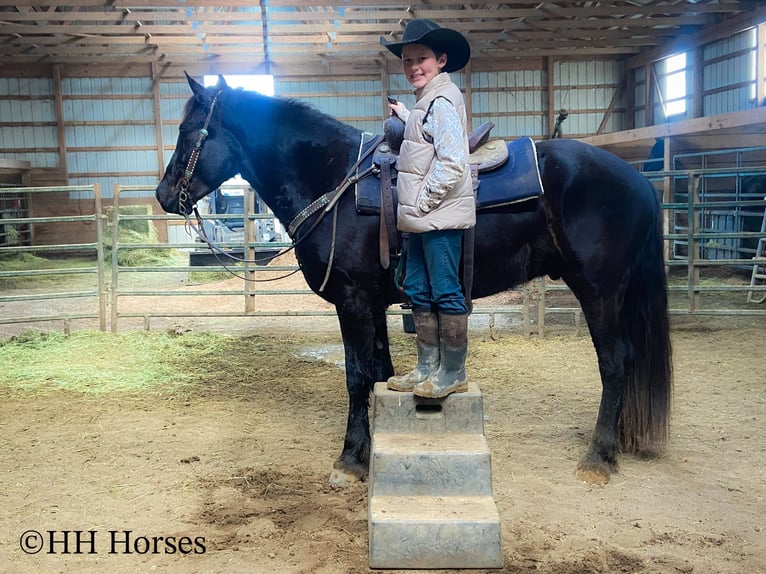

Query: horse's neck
224,92,362,227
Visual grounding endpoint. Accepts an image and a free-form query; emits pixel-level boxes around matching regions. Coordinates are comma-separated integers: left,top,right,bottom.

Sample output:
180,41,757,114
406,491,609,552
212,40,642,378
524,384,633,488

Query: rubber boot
413,313,469,398
387,310,440,392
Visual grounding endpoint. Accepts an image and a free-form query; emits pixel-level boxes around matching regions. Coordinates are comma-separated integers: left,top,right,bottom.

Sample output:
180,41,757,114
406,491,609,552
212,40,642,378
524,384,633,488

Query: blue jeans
403,229,468,315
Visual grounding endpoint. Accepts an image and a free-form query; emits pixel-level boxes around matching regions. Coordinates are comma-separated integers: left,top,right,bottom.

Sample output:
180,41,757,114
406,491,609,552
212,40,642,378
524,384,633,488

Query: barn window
203,74,275,96
663,53,687,117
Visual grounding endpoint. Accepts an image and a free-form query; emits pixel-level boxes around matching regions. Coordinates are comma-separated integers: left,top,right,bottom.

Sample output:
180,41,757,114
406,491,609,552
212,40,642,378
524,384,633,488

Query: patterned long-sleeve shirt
395,98,467,213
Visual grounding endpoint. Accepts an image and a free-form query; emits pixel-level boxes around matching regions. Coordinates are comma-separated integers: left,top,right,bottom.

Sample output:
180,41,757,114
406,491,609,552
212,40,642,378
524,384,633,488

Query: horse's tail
620,205,673,456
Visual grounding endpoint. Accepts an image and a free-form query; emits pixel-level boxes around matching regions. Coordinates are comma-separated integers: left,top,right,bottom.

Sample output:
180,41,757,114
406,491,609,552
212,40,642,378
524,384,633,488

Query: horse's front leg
329,291,393,487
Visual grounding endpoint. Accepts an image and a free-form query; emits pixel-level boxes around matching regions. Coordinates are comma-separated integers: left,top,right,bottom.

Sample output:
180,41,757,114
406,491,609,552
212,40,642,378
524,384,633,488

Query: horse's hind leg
576,300,627,484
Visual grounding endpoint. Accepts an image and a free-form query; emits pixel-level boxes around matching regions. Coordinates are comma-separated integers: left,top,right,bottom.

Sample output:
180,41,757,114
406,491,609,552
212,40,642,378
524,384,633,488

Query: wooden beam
596,77,624,135
579,107,766,148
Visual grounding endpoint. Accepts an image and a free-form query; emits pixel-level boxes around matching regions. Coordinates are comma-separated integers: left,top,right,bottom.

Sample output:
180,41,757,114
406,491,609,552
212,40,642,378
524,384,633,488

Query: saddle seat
381,117,507,173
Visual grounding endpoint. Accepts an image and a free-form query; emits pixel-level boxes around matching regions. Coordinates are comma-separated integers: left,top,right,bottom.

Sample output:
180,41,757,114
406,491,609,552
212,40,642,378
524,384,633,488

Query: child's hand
388,100,408,118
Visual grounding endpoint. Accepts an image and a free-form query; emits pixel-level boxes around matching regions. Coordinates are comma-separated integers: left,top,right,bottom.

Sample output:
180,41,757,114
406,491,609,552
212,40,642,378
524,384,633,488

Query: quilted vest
396,73,476,233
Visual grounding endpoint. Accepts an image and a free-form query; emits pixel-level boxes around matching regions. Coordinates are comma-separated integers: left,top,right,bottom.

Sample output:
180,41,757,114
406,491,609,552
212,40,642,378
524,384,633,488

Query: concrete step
371,381,485,435
370,432,493,497
369,495,503,569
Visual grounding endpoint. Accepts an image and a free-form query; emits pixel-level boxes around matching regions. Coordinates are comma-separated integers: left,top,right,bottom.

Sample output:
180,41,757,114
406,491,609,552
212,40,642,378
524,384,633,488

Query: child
381,19,475,398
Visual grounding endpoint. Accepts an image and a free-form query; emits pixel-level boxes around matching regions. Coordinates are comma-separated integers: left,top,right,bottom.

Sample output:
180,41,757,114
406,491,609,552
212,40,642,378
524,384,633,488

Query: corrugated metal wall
160,81,191,170
554,60,624,136
276,78,384,135
703,28,757,115
472,69,546,137
64,77,158,198
0,25,760,199
0,78,58,168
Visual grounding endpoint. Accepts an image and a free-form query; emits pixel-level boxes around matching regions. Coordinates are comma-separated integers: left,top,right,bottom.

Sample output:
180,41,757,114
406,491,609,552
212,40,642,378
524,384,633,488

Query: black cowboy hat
380,19,471,73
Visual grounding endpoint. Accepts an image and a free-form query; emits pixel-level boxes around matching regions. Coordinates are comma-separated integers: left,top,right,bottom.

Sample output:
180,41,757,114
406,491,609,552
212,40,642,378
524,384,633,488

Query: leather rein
175,90,382,290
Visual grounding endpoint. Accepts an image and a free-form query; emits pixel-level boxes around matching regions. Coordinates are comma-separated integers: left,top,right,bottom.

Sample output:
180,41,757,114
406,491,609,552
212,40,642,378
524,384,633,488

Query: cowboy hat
380,19,470,73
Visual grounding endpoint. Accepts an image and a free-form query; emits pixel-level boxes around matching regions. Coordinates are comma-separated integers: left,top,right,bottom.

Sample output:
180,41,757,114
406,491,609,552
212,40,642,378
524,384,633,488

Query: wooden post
645,64,654,126
245,186,256,314
663,137,673,267
693,46,704,118
757,23,766,106
625,64,635,130
151,61,165,180
463,60,472,129
687,173,701,312
546,56,555,137
52,65,68,181
380,58,389,117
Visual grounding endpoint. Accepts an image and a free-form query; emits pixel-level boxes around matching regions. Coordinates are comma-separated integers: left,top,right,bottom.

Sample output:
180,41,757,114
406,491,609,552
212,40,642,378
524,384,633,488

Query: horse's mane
230,87,359,144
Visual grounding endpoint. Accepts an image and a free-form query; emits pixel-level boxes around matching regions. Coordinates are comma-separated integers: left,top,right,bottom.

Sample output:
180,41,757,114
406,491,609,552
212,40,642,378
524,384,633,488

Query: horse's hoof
575,466,611,485
329,468,362,489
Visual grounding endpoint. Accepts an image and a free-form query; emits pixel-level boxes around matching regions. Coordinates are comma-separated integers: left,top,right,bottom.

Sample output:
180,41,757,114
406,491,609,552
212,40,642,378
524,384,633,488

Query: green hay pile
0,253,96,289
106,205,175,267
0,330,231,394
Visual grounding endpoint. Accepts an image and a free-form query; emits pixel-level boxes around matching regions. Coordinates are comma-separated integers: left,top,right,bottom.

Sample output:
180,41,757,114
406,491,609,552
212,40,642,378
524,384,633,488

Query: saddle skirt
355,135,544,215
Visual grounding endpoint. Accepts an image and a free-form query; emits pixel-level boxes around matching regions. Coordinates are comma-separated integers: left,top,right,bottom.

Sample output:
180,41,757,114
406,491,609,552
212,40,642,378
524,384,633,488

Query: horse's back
536,138,657,203
536,138,659,233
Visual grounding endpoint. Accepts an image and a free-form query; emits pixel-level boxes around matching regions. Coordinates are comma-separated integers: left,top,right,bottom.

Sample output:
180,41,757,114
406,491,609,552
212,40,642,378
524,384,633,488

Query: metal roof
0,1,762,74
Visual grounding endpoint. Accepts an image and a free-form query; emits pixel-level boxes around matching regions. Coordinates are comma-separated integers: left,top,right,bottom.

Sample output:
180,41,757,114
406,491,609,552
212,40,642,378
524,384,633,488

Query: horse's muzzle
155,179,183,215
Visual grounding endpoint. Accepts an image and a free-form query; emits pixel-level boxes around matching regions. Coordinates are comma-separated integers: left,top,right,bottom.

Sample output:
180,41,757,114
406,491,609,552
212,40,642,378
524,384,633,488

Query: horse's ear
185,71,210,104
216,75,228,89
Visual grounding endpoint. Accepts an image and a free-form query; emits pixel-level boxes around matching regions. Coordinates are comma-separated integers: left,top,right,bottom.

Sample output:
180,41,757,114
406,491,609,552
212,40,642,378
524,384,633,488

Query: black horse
156,75,672,486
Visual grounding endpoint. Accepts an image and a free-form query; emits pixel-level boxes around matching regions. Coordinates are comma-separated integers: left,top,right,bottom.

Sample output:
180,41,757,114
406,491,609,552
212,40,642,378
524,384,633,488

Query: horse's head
156,73,246,215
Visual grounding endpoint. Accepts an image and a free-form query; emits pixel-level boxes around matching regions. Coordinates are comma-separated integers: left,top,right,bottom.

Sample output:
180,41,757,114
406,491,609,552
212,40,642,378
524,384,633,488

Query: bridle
174,89,298,280
177,90,221,216
173,88,382,289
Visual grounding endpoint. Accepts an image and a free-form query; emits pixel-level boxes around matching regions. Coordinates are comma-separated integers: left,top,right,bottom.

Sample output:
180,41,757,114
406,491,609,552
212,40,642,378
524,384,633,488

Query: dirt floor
1,256,765,573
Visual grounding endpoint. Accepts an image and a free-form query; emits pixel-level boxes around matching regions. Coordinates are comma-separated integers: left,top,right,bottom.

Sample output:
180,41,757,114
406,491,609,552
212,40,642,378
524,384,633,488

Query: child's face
400,44,447,90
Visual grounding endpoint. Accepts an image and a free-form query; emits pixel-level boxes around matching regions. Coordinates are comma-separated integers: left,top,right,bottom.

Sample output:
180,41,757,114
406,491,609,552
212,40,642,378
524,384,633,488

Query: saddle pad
355,136,543,215
475,136,543,210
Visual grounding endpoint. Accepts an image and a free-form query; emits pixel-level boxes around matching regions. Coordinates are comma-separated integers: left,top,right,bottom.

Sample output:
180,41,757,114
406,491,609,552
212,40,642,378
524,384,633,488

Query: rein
286,133,382,238
286,132,382,291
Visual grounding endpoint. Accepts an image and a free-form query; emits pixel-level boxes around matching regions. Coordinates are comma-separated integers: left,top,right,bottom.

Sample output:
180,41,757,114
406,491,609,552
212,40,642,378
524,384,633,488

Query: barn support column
52,65,68,182
662,136,673,267
645,63,654,126
151,61,165,181
546,56,555,137
757,23,766,106
380,58,389,117
463,60,473,129
692,46,704,118
626,66,635,130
